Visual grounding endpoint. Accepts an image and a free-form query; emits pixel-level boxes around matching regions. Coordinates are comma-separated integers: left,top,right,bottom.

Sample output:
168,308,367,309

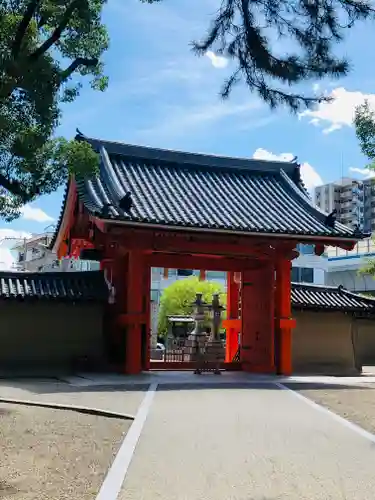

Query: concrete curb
0,397,135,421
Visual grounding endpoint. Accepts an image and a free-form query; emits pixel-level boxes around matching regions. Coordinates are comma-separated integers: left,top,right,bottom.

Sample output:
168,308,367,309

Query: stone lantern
185,293,209,369
205,293,226,374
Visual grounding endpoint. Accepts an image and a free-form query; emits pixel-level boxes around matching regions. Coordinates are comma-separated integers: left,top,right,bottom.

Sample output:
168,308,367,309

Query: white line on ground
95,382,158,500
275,382,375,445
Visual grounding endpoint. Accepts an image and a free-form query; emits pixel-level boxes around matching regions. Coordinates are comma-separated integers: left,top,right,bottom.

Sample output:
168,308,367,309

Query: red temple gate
51,133,366,376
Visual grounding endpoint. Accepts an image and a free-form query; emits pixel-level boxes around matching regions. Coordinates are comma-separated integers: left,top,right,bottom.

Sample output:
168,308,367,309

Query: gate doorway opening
148,267,242,372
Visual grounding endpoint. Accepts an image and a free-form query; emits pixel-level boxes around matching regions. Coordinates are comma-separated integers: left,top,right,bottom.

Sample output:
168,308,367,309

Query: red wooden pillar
142,261,151,371
240,262,275,373
275,259,295,376
225,272,239,362
125,251,144,375
102,256,128,372
199,270,206,281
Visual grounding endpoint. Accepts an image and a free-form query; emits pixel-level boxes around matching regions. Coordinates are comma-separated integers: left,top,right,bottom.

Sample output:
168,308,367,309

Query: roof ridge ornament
325,208,337,228
352,223,365,239
75,128,86,139
119,192,133,214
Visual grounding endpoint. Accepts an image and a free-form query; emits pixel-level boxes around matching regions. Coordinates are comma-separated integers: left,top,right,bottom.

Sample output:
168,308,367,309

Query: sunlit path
118,383,375,500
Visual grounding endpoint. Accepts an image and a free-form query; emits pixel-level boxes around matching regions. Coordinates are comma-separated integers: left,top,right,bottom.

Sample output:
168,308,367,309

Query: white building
292,244,326,285
11,232,100,273
11,232,58,272
326,239,375,292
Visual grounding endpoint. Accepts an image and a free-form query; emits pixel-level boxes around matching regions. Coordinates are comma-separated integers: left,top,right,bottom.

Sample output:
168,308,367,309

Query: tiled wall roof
291,283,375,312
0,271,108,302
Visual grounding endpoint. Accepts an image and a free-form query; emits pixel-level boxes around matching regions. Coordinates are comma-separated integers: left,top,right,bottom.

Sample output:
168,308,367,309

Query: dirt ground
288,383,375,434
0,403,131,500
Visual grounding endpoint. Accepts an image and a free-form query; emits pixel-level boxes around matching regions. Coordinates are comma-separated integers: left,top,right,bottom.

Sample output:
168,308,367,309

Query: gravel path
119,383,375,500
289,382,375,434
0,403,130,500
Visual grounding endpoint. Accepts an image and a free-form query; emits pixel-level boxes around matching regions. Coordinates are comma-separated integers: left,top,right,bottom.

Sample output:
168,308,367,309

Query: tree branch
12,0,41,58
0,173,36,202
29,0,81,60
59,57,99,82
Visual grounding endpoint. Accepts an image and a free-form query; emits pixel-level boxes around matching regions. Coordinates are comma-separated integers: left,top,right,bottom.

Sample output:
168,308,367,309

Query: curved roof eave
50,178,77,254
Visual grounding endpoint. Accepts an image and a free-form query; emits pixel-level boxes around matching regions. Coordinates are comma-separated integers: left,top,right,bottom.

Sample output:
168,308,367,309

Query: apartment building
314,177,375,233
11,232,58,272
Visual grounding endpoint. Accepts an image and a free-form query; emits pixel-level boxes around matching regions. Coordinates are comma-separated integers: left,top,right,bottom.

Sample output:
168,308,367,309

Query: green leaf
354,100,375,172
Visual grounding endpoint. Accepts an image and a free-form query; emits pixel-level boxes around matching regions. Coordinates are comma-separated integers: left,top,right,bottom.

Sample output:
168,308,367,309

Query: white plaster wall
327,270,375,292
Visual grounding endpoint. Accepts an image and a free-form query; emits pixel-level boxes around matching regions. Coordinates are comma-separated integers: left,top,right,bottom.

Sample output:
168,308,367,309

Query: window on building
301,268,314,283
177,269,193,277
291,267,299,282
292,267,314,283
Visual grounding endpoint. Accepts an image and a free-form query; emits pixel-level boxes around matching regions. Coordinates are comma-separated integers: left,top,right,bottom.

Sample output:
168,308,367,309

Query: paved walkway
117,382,375,500
2,373,375,498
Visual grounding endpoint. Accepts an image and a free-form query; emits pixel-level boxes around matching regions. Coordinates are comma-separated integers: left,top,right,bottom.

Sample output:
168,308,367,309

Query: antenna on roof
341,151,344,182
291,155,298,163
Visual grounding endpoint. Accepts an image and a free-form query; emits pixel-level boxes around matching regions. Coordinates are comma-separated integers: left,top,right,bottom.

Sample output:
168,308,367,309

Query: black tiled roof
0,271,108,302
68,135,362,240
291,283,375,312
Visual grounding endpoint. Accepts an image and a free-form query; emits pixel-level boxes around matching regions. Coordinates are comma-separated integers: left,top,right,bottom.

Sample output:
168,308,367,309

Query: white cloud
205,51,228,69
0,229,32,270
349,167,375,179
136,100,263,144
21,205,54,223
252,148,323,191
299,87,375,134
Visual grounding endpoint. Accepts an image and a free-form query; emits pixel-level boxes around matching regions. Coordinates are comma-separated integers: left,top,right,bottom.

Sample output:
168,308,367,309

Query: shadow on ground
0,407,12,415
0,480,19,495
0,377,374,395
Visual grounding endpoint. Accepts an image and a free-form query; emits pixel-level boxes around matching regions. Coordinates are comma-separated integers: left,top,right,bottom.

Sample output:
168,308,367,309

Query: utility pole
22,236,27,271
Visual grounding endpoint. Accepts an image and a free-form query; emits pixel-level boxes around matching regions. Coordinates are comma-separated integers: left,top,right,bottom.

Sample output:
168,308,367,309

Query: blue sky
1,0,375,265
